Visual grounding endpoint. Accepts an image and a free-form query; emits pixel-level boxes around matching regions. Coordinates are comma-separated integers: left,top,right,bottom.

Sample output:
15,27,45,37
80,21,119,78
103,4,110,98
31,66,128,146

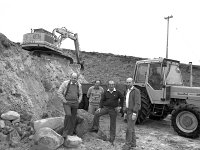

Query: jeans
125,112,136,147
92,107,117,142
62,103,78,137
88,104,99,115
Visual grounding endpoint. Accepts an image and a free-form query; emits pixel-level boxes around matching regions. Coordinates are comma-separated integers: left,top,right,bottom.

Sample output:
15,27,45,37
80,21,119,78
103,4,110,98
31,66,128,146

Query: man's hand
132,113,137,120
115,107,121,112
63,99,68,103
96,108,101,113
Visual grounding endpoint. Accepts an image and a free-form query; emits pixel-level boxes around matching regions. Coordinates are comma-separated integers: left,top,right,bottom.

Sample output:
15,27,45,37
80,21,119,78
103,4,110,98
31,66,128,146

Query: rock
34,117,64,132
75,109,94,137
0,120,5,128
3,126,14,135
29,135,34,140
0,141,9,150
2,128,9,135
0,132,7,142
12,117,20,124
4,120,12,126
15,126,23,136
34,127,64,150
1,111,20,121
20,112,33,122
63,135,82,148
8,128,21,147
53,109,106,138
30,143,52,150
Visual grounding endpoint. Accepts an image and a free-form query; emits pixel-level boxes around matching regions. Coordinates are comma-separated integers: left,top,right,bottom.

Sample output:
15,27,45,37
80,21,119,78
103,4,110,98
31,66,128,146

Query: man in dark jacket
90,80,124,145
122,78,141,150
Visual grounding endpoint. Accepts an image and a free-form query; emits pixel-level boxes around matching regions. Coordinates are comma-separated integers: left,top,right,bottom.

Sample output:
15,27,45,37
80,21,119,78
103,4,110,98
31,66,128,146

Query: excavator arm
52,27,84,70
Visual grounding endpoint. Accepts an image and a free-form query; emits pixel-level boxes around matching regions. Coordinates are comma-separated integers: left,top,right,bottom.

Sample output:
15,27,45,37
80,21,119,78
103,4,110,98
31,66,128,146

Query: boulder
75,109,94,137
63,135,82,148
8,128,21,147
12,118,20,124
34,127,64,150
0,132,7,142
53,109,94,137
1,111,20,121
0,119,5,128
33,117,64,132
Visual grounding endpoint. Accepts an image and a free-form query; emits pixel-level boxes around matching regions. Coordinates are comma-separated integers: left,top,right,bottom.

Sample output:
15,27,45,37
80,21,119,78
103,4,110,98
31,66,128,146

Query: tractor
133,57,200,138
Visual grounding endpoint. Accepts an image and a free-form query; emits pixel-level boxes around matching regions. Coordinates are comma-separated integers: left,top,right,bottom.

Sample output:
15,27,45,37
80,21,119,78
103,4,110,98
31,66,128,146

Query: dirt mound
0,33,86,120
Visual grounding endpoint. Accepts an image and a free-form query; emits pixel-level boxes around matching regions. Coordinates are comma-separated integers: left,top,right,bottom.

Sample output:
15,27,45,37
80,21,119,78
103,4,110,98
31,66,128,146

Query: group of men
58,72,141,150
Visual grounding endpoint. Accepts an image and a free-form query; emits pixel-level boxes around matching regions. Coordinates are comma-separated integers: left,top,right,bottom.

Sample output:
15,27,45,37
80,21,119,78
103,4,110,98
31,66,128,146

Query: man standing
122,78,141,150
57,73,82,138
90,80,124,145
87,80,104,114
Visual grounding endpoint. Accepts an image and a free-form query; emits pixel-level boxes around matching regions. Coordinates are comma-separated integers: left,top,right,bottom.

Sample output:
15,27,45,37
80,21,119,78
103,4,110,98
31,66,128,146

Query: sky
1,0,200,65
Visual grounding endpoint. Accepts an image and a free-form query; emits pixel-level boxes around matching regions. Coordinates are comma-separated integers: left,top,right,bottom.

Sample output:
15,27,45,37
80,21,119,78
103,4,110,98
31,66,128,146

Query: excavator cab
21,27,84,70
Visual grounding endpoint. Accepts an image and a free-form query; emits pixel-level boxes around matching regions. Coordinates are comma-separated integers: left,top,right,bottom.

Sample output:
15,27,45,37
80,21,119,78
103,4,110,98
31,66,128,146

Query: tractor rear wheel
171,104,200,138
136,90,151,124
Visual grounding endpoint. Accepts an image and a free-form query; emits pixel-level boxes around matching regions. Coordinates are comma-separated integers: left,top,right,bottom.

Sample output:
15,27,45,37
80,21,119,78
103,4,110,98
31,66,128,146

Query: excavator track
22,43,74,64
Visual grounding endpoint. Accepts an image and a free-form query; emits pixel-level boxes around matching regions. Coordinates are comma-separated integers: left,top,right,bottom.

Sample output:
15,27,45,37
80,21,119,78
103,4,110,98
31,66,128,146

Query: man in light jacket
57,73,82,138
87,80,104,114
122,78,141,150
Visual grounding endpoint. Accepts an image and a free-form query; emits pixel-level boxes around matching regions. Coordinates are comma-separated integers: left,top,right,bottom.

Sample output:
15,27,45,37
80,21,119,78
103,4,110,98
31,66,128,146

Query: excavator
21,27,84,70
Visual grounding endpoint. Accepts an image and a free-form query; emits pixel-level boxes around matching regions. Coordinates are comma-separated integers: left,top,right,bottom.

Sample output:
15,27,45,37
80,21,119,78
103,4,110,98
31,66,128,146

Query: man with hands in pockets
122,78,141,150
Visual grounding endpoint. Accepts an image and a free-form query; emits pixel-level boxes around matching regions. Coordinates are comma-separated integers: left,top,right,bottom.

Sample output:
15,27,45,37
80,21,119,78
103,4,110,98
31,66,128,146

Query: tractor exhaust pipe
189,62,193,87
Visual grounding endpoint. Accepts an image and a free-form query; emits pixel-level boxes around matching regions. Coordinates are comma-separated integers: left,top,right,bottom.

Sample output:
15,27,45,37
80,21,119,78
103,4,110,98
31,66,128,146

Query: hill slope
1,33,200,120
80,51,200,86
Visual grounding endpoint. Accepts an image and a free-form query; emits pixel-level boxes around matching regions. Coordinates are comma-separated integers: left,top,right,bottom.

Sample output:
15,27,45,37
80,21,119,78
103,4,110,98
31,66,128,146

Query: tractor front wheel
171,104,200,138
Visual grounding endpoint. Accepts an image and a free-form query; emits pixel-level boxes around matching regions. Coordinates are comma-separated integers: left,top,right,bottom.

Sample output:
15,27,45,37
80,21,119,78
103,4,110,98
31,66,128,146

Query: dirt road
82,115,200,150
14,114,200,150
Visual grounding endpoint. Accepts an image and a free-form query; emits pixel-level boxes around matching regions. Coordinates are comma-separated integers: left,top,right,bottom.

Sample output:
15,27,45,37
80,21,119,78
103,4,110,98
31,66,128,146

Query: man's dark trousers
125,112,136,147
63,103,78,137
92,107,117,142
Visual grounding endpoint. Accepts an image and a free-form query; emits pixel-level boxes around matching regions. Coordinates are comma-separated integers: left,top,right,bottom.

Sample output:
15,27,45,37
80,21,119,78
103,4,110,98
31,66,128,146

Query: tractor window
135,63,148,83
165,65,183,85
148,63,163,90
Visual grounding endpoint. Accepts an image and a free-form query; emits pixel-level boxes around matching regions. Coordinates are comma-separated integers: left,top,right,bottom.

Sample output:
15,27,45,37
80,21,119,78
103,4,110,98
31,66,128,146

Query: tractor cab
133,57,183,102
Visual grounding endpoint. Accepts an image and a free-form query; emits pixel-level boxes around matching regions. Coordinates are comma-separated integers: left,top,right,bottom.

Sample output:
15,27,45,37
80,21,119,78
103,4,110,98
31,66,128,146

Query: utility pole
164,15,173,58
189,62,193,87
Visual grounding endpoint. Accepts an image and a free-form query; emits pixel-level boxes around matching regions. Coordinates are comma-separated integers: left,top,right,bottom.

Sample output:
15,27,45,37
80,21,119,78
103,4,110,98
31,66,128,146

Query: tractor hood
170,86,200,106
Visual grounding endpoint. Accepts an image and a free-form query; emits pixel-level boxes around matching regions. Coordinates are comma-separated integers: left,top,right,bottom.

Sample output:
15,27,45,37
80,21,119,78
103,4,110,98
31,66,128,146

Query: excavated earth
0,33,200,150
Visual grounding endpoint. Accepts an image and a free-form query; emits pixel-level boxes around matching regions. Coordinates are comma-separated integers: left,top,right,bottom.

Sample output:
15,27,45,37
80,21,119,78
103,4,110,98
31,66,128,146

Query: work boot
122,144,136,150
89,128,98,133
104,138,114,146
